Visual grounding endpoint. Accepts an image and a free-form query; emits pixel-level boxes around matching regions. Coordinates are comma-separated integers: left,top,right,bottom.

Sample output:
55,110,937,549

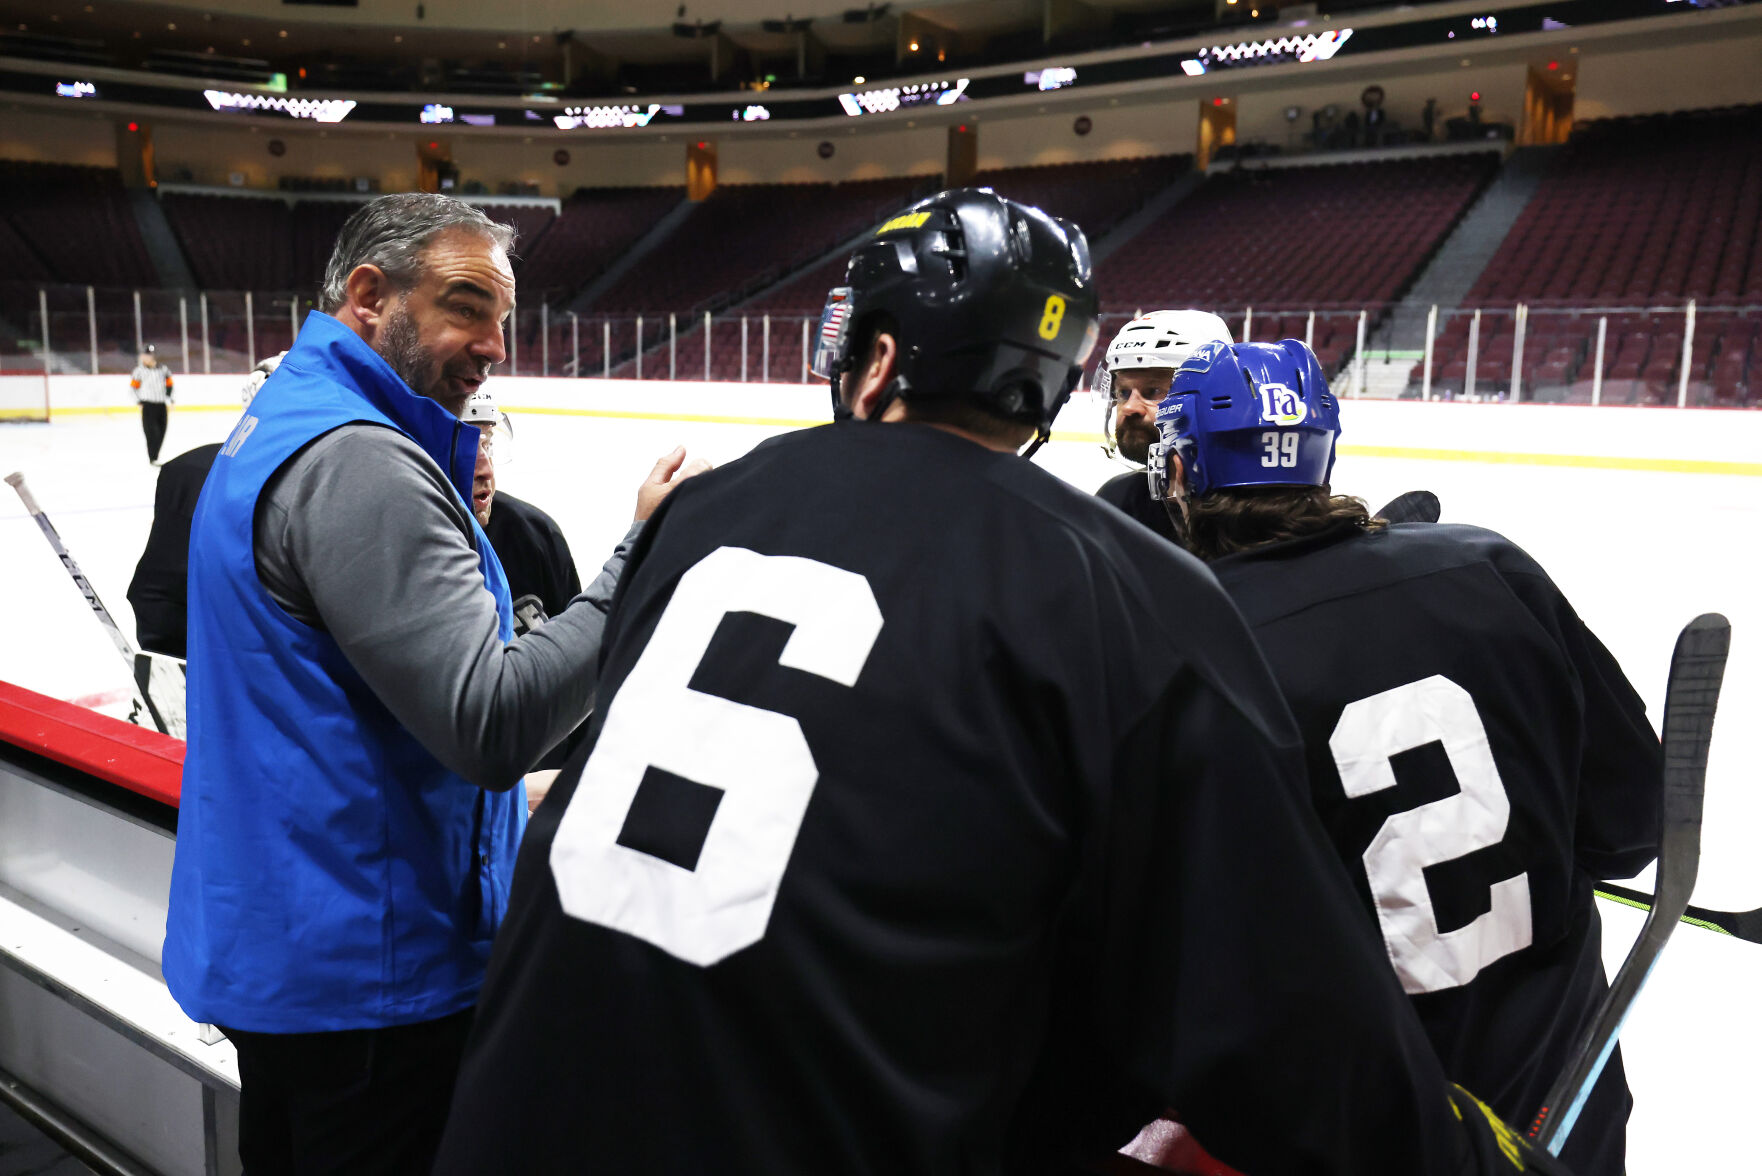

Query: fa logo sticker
1257,383,1307,426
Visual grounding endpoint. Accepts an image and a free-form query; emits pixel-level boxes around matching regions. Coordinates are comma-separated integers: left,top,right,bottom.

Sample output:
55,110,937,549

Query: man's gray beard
376,303,442,401
1116,420,1156,466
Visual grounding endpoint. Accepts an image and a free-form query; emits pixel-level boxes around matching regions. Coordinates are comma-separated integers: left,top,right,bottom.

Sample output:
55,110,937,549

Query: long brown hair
1184,485,1386,562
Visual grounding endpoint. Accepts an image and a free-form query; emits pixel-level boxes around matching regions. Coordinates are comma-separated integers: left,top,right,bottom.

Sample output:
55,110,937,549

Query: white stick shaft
6,472,155,721
4,471,40,515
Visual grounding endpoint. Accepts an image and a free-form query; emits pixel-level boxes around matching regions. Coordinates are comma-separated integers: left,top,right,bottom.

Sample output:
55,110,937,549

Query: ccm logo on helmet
1258,383,1308,426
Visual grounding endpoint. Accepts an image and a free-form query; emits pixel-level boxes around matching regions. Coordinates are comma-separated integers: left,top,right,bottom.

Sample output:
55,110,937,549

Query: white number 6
1329,675,1532,994
550,546,883,966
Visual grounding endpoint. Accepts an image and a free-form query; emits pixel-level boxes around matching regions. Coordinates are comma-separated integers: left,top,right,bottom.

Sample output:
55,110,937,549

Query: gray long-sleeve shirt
253,423,638,791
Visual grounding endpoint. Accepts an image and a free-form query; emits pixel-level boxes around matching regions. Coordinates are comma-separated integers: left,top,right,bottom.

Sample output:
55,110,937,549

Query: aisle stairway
1389,146,1557,349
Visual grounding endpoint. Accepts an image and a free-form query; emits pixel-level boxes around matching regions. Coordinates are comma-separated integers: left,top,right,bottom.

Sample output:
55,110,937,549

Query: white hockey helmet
462,386,515,463
1098,309,1233,460
462,386,500,426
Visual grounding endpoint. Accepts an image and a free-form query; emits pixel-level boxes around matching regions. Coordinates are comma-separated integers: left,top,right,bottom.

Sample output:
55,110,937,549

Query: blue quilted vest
164,311,523,1033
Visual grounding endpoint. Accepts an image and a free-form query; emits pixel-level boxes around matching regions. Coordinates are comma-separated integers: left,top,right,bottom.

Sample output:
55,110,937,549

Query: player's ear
343,263,394,329
849,332,899,421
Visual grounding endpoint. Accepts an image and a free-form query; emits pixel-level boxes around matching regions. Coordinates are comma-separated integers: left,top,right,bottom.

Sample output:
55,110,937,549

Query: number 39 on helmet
1147,339,1342,502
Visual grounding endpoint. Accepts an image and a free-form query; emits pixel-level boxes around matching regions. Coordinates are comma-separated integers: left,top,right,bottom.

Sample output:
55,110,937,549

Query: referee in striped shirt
131,344,174,465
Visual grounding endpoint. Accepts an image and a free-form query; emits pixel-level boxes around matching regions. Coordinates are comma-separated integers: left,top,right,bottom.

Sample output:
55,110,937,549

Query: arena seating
970,154,1192,242
0,162,156,289
742,155,1193,319
587,177,928,316
162,194,295,291
1095,153,1499,315
512,186,683,306
1413,106,1762,405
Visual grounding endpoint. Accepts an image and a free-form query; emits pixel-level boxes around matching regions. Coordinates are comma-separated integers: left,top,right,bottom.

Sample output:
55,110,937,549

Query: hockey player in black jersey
1146,337,1662,1176
1093,310,1232,544
432,191,1572,1176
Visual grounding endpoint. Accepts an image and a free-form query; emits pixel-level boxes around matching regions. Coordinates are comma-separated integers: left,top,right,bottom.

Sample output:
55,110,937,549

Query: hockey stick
1594,882,1762,945
1374,490,1440,525
5,471,174,736
1527,612,1729,1154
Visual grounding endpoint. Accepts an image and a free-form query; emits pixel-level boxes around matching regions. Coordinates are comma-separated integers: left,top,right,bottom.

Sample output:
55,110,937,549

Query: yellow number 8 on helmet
1038,294,1065,340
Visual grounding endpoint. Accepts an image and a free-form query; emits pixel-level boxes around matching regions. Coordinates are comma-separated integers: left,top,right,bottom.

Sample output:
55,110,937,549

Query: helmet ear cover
1148,339,1341,501
813,187,1099,442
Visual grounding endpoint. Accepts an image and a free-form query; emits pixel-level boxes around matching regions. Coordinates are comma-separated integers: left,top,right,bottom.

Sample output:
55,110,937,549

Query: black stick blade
1657,614,1729,852
1529,612,1730,1154
1375,490,1440,525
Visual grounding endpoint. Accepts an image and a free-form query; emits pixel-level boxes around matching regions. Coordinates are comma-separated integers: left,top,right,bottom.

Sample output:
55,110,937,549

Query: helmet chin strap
864,375,910,424
829,372,854,422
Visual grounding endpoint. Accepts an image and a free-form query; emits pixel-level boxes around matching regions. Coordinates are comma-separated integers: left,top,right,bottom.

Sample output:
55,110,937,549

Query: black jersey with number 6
434,423,1508,1176
1209,520,1662,1176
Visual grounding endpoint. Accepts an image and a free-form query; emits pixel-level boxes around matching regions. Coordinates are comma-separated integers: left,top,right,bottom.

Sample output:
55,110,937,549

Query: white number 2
1328,675,1532,994
550,546,883,967
1259,431,1299,468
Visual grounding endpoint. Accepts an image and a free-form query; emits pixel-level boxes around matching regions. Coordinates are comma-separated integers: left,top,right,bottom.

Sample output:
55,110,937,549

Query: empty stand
162,194,294,291
514,186,683,306
0,162,156,290
1096,153,1497,314
1471,106,1762,307
972,155,1192,244
742,156,1193,317
1423,106,1762,405
588,177,927,316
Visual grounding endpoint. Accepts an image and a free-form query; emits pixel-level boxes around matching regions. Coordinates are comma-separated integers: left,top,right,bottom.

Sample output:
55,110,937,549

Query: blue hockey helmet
1146,339,1340,502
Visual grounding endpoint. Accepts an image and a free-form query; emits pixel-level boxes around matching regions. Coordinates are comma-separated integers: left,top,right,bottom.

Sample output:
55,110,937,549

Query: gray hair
318,193,517,313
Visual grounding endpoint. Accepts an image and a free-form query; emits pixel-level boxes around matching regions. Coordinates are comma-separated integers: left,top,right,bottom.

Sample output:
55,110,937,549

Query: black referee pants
220,1009,473,1176
140,401,168,462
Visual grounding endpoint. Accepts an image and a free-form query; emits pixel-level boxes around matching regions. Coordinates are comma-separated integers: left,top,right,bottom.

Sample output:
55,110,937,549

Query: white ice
2,399,1758,1174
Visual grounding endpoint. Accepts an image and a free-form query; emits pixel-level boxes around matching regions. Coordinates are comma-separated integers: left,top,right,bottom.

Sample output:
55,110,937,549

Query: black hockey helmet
812,187,1099,450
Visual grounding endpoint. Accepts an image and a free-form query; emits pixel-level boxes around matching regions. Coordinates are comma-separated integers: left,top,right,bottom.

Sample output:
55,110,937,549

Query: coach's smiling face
342,227,516,418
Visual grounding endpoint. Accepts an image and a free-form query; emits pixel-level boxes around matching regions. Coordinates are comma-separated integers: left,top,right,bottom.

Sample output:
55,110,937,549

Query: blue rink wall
2,375,1760,1173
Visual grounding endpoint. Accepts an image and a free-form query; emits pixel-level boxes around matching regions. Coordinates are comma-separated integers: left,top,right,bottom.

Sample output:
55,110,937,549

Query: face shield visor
811,287,855,381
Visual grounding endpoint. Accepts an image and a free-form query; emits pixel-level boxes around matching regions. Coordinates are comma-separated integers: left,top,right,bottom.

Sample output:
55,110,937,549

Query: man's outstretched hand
635,445,713,522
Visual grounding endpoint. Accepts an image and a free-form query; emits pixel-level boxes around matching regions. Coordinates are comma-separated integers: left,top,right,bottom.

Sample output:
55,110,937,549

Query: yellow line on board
1048,430,1762,476
35,405,1762,477
501,404,827,429
1336,443,1762,478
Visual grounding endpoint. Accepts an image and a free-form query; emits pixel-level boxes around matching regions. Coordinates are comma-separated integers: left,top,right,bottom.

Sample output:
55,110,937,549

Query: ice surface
2,401,1758,1173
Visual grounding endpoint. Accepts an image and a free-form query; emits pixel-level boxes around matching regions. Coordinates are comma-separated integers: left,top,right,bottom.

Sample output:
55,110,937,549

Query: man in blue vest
164,193,705,1175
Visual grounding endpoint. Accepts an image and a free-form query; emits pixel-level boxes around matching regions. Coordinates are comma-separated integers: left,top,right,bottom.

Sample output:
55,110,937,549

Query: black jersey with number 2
1210,520,1662,1176
433,423,1508,1176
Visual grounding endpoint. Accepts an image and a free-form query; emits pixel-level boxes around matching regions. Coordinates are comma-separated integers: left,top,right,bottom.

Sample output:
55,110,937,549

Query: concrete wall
143,122,690,195
719,125,945,185
1575,34,1762,121
152,122,421,192
975,99,1198,170
0,108,119,167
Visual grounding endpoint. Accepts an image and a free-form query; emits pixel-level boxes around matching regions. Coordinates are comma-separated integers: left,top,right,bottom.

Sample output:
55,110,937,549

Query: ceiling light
909,40,918,51
854,75,865,83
